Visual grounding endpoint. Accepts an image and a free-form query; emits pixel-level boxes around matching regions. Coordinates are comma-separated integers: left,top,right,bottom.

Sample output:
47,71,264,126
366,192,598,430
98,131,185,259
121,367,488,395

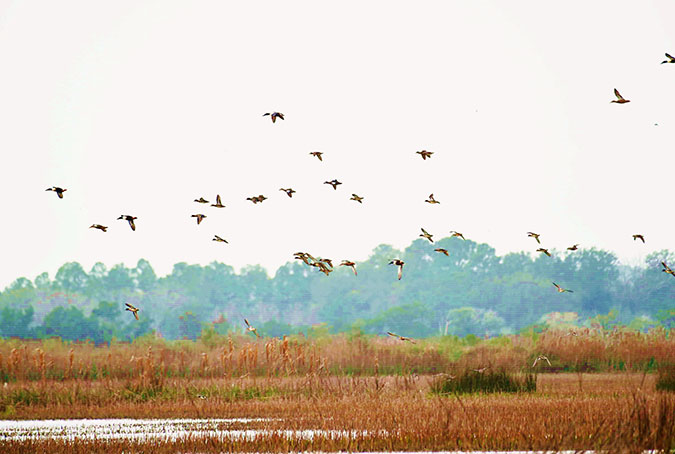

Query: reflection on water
0,418,370,441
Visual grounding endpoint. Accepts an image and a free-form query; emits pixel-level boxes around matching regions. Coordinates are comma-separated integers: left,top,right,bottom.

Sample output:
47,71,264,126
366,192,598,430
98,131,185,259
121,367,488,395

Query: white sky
0,1,674,289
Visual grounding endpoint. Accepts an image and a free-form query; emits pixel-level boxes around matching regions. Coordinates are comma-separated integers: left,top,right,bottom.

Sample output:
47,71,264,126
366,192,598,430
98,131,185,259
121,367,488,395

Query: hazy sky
1,1,674,289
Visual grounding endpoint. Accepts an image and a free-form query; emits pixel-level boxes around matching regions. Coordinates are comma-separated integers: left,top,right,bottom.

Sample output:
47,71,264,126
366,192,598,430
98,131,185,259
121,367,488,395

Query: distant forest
1,237,674,343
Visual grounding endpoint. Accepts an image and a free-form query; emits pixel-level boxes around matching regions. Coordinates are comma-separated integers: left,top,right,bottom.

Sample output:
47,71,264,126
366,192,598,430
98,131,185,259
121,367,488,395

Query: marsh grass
430,369,536,395
656,363,675,392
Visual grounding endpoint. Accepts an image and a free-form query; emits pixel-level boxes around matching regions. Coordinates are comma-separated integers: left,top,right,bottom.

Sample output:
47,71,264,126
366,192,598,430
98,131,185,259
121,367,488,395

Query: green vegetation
431,369,537,394
0,239,674,343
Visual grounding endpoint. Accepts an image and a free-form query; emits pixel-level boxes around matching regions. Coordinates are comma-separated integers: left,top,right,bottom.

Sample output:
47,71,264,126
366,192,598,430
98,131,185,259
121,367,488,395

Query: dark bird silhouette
420,228,434,243
434,248,449,256
194,197,209,204
117,215,137,231
416,150,433,160
46,186,67,199
310,151,323,161
324,179,342,190
449,231,466,240
425,193,440,204
611,88,630,104
387,332,416,343
89,224,107,232
125,303,139,320
661,53,675,64
389,259,405,280
537,248,551,257
211,195,225,208
340,260,357,275
553,282,573,293
191,214,207,225
567,244,580,251
527,232,541,244
350,194,364,203
661,261,675,277
213,235,228,243
280,188,296,198
633,234,645,243
263,112,284,123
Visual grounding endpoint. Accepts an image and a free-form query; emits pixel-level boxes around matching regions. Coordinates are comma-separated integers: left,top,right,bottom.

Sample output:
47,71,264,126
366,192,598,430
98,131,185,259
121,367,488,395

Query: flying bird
434,248,449,256
449,231,466,240
191,214,207,225
324,179,342,190
633,234,645,243
661,53,675,64
389,259,405,280
661,261,675,277
611,88,630,104
46,186,67,199
532,355,552,367
537,248,551,257
89,224,107,232
527,232,541,244
340,260,357,275
263,112,284,123
387,332,416,343
211,195,225,208
552,282,573,293
213,235,228,243
117,215,137,231
567,244,579,251
416,150,433,160
194,197,209,204
350,194,364,203
280,188,296,198
310,151,323,161
472,367,490,374
419,228,434,243
244,318,260,338
125,303,140,321
425,194,440,204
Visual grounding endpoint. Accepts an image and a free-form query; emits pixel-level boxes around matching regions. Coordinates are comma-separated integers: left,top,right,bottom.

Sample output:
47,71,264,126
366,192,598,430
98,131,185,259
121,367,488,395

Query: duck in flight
416,150,433,160
350,194,364,203
537,248,551,257
194,197,209,204
46,186,67,199
611,88,630,104
310,151,323,161
434,248,449,256
280,188,296,198
340,260,357,275
661,53,675,64
244,318,260,338
89,224,107,232
567,244,579,251
633,234,645,243
125,303,140,320
324,179,342,190
117,215,137,231
425,194,440,204
213,235,228,243
263,112,284,123
449,231,465,240
532,355,551,367
420,228,434,243
661,261,675,277
191,214,207,225
389,259,405,280
552,282,573,293
527,232,541,244
211,195,225,208
387,332,416,343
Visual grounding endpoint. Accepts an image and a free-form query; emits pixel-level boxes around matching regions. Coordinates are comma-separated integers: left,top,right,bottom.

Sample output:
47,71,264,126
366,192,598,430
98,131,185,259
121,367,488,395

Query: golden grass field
0,329,673,453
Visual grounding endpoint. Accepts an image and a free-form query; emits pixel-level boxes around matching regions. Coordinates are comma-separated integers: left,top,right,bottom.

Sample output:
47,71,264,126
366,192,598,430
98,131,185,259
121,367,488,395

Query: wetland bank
0,330,673,452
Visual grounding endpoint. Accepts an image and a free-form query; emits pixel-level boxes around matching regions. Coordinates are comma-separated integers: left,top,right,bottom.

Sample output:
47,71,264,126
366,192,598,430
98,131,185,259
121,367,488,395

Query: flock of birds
44,54,675,349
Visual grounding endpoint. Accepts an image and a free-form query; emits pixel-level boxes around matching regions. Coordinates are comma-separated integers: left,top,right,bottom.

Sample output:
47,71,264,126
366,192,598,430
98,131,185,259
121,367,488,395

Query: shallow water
0,418,369,441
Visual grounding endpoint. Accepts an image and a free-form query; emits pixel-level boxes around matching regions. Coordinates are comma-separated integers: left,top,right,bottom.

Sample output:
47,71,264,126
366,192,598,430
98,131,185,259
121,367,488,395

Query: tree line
1,237,674,342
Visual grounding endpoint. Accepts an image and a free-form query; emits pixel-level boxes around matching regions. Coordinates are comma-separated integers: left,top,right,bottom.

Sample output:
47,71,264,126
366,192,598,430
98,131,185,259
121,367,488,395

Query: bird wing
666,53,674,60
397,265,403,280
244,318,251,328
552,282,561,290
129,219,136,231
125,303,136,310
614,88,624,100
133,311,139,320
